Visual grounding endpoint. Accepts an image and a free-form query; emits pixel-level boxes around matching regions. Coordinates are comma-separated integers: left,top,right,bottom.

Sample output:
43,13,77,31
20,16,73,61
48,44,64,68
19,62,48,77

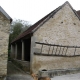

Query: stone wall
32,3,80,73
33,55,80,73
34,4,80,46
0,12,10,79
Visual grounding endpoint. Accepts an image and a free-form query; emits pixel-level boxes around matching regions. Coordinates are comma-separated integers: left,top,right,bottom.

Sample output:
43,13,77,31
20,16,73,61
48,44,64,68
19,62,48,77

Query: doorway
24,38,31,61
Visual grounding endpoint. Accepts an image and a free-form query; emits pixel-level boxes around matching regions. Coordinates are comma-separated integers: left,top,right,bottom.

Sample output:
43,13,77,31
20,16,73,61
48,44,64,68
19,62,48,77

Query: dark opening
61,21,63,24
24,38,31,61
73,23,76,25
42,69,47,71
12,44,15,58
17,41,22,60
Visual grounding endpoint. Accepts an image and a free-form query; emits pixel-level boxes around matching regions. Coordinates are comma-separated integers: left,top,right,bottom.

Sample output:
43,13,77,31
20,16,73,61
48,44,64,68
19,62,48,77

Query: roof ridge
63,1,80,20
11,1,80,43
0,6,12,22
11,1,68,43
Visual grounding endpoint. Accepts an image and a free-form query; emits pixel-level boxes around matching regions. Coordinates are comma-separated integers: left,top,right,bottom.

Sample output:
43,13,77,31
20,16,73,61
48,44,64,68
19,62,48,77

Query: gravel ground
7,61,33,80
7,61,80,80
51,73,80,80
6,74,33,80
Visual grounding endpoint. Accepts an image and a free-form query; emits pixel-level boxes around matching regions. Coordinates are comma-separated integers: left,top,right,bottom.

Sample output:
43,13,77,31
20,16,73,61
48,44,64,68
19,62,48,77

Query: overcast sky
0,0,80,24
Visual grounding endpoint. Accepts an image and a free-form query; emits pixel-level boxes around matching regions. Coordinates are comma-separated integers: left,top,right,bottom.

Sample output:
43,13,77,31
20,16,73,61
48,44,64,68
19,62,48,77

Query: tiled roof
11,1,80,43
0,6,12,23
76,10,80,17
11,10,54,43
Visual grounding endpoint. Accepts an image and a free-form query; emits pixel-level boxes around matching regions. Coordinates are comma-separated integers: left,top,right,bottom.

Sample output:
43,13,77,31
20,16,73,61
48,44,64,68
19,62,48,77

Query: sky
0,0,80,24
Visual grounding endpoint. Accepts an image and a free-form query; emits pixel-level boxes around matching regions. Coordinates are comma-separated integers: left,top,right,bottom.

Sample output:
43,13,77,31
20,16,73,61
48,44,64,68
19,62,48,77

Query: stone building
11,1,80,74
0,6,12,79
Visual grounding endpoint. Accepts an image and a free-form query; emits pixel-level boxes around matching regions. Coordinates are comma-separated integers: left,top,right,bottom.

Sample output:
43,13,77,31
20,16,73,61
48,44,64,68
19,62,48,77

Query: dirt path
7,61,80,80
7,61,33,80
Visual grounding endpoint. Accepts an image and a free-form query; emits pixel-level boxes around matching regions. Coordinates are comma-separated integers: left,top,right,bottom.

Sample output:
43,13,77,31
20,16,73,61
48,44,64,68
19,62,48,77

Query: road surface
7,61,80,80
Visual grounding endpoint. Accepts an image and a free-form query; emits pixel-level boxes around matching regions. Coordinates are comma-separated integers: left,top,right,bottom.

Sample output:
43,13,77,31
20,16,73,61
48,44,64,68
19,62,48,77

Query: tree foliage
8,19,31,60
9,19,31,43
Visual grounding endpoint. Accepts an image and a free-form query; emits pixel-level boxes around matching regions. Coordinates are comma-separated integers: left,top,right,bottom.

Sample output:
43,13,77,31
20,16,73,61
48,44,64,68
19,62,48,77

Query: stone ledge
38,68,80,78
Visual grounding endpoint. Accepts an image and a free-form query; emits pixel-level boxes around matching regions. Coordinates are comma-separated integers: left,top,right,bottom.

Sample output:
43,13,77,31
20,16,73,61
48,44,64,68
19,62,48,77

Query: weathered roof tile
11,1,80,43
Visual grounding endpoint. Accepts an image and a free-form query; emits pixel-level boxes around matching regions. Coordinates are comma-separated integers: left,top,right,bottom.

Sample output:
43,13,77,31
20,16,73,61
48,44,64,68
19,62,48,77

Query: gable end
32,1,80,33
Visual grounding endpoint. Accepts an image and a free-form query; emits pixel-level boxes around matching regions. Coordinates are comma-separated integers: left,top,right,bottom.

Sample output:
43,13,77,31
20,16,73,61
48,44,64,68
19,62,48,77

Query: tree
9,19,31,43
8,19,31,60
9,22,22,42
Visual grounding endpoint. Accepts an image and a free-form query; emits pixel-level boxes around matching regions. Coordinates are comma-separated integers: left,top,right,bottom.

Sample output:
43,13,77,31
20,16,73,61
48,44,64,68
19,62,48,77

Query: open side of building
11,1,80,75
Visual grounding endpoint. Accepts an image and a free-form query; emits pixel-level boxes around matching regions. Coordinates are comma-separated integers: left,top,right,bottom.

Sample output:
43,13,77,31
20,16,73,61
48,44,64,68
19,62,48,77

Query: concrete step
39,68,80,78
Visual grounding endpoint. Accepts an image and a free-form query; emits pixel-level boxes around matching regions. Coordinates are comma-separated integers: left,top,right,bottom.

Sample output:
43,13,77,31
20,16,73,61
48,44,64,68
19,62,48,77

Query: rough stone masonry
33,3,80,73
0,7,12,80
